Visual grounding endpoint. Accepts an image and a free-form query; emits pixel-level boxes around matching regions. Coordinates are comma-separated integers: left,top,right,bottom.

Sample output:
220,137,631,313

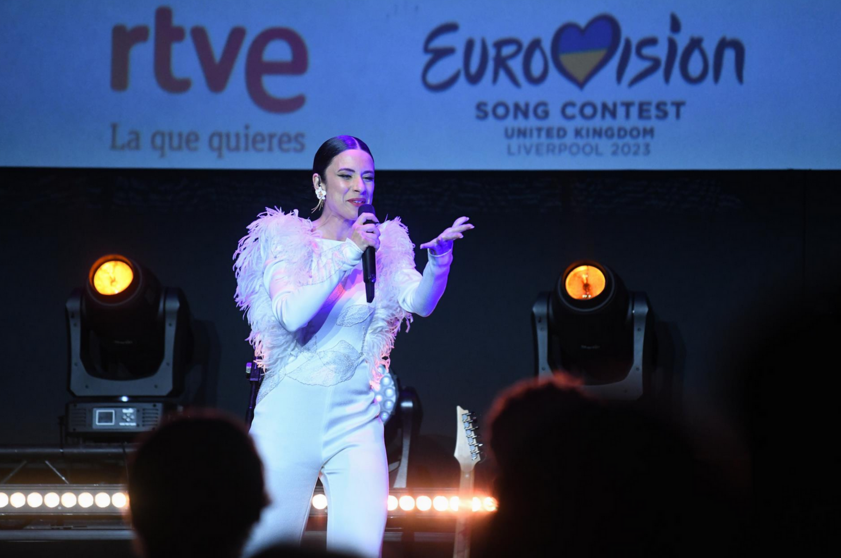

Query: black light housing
66,255,193,398
532,261,655,400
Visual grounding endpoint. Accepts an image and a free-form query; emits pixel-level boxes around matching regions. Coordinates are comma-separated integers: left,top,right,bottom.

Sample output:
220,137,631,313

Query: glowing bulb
387,495,398,511
61,492,77,508
483,497,498,512
95,492,111,508
27,493,43,508
111,492,128,508
78,492,94,508
432,496,449,512
311,494,327,510
472,497,481,512
399,495,415,511
10,493,26,508
92,259,134,296
0,493,8,508
44,493,60,508
449,496,460,512
416,496,432,511
565,265,606,300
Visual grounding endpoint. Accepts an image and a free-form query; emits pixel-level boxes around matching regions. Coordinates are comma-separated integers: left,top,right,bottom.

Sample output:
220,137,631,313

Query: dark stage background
1,170,839,491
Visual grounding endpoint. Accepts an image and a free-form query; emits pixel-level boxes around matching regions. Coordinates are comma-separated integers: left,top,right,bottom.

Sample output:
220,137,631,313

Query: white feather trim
232,208,416,397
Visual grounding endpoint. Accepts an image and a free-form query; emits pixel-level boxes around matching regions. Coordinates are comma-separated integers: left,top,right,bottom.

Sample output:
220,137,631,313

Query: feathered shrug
233,208,451,403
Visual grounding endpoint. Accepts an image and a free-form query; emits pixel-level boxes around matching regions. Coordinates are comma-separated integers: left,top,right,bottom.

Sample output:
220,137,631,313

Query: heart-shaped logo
551,14,621,89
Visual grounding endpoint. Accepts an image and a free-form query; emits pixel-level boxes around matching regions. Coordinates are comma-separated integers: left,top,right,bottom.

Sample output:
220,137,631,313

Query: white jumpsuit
240,225,452,558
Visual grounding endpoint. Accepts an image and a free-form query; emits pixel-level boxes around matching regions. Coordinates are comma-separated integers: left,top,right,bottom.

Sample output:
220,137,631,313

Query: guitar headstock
454,405,482,472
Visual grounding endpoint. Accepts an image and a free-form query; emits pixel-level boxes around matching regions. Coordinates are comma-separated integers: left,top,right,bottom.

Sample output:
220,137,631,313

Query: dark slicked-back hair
128,410,267,558
312,135,373,180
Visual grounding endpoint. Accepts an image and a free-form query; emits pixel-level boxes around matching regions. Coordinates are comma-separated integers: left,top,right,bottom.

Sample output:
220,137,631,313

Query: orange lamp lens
565,265,606,300
92,260,134,296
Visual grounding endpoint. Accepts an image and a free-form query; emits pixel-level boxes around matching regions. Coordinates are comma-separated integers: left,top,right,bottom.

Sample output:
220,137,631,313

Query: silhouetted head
477,375,724,558
128,410,267,558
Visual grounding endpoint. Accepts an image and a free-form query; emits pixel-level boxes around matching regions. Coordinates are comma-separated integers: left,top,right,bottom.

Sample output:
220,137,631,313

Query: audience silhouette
128,410,268,558
472,375,740,558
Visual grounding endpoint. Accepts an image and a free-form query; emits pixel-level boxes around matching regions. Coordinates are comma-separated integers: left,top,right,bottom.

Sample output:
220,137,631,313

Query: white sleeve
263,239,364,331
398,249,453,317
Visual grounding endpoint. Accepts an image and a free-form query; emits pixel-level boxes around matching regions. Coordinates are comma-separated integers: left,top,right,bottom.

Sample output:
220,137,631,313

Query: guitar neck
458,466,476,500
453,406,481,558
453,466,476,558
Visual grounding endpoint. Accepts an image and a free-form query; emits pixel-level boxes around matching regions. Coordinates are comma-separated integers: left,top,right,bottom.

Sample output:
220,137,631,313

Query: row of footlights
0,490,127,510
310,494,498,513
0,490,498,514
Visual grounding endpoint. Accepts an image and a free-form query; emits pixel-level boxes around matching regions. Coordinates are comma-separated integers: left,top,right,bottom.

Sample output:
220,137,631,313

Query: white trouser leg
244,364,386,558
243,381,323,557
320,423,389,558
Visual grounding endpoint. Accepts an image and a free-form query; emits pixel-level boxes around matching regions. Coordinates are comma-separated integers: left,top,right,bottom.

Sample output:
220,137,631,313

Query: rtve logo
110,7,308,114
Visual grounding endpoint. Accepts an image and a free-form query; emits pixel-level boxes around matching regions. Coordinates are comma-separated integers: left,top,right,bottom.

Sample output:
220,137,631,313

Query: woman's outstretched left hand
420,216,474,255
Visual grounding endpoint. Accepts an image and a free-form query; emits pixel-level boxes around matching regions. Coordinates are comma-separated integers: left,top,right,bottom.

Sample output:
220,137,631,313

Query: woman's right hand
350,212,380,252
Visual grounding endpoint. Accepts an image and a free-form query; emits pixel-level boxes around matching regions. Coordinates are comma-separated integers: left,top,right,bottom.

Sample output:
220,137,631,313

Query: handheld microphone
358,204,377,303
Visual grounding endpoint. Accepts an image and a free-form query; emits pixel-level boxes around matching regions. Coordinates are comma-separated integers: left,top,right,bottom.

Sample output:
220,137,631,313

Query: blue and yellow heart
551,14,621,89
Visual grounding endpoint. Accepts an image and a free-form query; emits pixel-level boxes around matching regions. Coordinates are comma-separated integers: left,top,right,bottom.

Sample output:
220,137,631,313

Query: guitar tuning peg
471,455,480,461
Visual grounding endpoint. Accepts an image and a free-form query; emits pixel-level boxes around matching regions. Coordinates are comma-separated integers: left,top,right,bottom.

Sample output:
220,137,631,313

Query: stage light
111,492,128,508
65,254,194,441
0,486,132,517
3,485,498,518
92,259,134,296
44,493,60,508
399,495,415,511
95,492,110,508
311,494,328,510
380,491,498,516
78,492,93,508
68,254,192,396
26,493,43,508
61,492,77,508
433,495,449,511
532,260,655,400
565,265,606,300
416,496,432,511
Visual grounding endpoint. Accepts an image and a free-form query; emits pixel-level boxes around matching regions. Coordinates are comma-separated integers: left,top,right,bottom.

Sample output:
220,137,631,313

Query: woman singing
233,136,472,557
